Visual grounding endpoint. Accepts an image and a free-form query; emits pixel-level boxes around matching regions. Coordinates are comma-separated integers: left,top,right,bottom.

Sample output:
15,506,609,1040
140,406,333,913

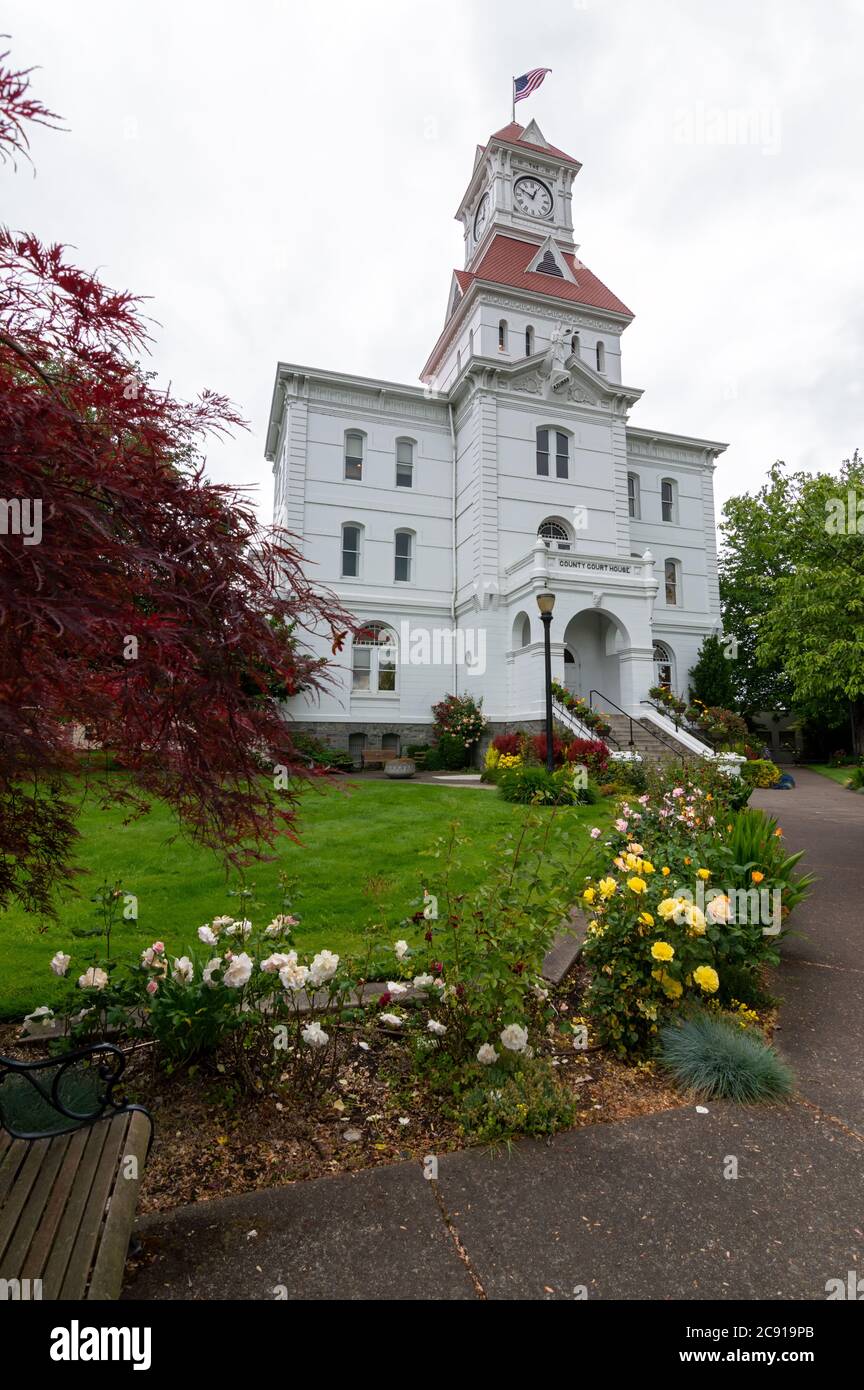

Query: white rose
212,916,234,929
308,950,339,987
226,919,252,939
380,1013,403,1027
499,1023,529,1053
412,974,434,990
202,957,222,988
222,952,254,989
261,951,296,974
172,956,194,984
198,925,218,945
301,1020,329,1048
477,1043,498,1065
50,951,71,977
279,959,309,992
387,980,408,996
427,1019,447,1037
394,940,409,960
78,967,108,991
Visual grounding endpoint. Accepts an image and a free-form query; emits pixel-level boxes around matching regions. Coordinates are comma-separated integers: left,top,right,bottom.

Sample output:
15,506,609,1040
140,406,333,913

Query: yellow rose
582,886,596,904
598,877,618,900
657,898,680,920
639,911,654,927
751,871,764,884
626,876,647,895
661,866,671,877
682,903,707,935
651,941,674,962
641,860,655,875
697,868,710,880
693,965,719,994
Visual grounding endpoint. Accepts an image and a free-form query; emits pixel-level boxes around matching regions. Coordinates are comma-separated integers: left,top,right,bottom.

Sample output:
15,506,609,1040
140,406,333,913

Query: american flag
514,68,551,104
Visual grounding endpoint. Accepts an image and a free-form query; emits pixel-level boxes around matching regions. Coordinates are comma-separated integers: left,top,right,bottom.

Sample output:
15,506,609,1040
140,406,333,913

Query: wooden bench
361,748,401,768
0,1042,152,1300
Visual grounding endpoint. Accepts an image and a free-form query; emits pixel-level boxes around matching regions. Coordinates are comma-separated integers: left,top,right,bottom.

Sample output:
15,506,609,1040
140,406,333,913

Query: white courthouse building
265,119,727,759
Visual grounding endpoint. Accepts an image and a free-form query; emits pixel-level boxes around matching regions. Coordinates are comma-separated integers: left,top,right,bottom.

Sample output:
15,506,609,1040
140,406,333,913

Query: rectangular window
341,525,360,578
664,559,678,606
555,431,569,479
351,647,371,691
396,440,413,488
628,473,639,519
378,654,396,692
395,532,412,583
345,432,363,480
536,428,549,477
661,479,675,522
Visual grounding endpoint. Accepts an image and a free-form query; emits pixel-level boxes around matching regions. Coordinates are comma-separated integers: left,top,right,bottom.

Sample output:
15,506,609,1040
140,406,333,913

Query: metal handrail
589,690,686,759
552,695,621,750
639,701,718,755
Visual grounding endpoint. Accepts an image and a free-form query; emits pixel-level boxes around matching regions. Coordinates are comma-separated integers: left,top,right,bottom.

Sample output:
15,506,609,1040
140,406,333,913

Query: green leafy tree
759,453,864,752
688,634,738,710
718,461,802,714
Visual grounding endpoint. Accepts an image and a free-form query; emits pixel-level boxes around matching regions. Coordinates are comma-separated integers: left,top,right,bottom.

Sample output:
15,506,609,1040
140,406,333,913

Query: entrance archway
563,609,628,705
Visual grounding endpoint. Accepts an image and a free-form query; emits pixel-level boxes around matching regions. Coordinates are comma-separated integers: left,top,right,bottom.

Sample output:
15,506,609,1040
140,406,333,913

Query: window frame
498,319,508,352
394,528,414,584
395,437,415,489
538,518,573,552
344,430,365,481
661,477,678,524
595,340,606,373
525,325,535,356
340,522,362,579
536,426,571,479
627,471,641,519
664,558,681,607
352,622,398,696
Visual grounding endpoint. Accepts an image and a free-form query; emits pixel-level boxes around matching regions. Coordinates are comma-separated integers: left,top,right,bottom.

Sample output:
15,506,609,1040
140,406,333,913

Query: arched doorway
563,647,580,696
563,610,628,705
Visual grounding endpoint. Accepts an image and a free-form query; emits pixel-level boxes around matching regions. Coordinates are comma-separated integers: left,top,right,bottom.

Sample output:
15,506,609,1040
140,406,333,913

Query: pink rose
146,979,159,995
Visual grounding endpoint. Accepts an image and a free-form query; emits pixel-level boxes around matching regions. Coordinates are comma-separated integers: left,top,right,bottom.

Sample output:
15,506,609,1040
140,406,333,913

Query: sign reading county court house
557,559,633,574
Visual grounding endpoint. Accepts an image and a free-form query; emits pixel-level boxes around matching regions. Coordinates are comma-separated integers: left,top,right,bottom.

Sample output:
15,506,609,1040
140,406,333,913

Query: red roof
456,234,632,317
486,122,581,167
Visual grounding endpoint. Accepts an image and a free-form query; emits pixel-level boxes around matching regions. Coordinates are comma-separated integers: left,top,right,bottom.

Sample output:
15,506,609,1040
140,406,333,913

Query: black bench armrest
0,1042,152,1150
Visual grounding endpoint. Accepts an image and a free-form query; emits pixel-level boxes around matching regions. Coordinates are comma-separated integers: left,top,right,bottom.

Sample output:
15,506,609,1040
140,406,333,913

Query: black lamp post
536,591,556,772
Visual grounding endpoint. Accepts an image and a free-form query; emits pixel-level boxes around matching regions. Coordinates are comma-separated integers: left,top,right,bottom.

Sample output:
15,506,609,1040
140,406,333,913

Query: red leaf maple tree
0,49,351,917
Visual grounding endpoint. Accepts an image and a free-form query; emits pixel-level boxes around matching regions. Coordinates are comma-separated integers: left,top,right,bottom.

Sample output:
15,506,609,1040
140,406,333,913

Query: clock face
473,193,490,239
514,176,553,218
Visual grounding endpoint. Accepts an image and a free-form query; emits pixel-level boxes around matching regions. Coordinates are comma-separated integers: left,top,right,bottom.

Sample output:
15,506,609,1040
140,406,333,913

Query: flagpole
511,76,515,123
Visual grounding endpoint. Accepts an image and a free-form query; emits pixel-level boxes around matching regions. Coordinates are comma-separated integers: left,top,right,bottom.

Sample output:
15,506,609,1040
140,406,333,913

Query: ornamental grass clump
660,1012,794,1102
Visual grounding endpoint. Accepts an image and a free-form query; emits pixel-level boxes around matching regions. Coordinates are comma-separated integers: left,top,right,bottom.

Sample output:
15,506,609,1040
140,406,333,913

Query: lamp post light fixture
536,591,556,773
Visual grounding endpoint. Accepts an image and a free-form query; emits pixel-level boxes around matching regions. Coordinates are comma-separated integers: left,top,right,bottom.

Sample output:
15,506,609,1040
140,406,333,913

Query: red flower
378,991,392,1006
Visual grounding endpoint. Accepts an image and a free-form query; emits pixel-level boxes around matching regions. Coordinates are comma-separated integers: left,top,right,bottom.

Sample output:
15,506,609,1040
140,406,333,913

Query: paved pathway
123,769,864,1301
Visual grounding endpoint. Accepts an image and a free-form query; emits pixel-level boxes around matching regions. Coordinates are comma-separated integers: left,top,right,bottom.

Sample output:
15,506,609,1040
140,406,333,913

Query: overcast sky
5,0,863,528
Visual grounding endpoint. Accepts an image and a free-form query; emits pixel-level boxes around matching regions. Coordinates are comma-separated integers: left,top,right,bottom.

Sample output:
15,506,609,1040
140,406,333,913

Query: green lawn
0,778,611,1020
806,763,857,787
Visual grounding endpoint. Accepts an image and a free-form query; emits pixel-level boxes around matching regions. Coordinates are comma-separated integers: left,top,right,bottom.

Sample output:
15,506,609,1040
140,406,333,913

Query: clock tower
456,118,581,270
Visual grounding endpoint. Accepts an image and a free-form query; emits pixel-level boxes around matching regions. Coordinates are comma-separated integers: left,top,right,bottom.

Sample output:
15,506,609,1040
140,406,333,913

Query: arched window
538,519,572,552
661,477,678,523
525,325,535,355
344,430,364,480
341,522,362,578
664,559,681,607
536,427,570,479
595,340,606,373
627,472,640,519
382,732,401,754
396,438,414,488
394,529,414,583
653,642,674,691
512,611,532,648
352,622,397,694
498,319,508,352
571,331,580,356
348,731,367,768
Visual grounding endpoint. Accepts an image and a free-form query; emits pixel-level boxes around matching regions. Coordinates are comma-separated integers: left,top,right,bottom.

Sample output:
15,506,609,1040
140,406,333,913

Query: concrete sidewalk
122,769,864,1302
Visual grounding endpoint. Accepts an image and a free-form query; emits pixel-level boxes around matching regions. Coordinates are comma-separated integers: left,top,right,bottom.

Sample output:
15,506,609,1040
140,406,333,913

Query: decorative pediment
519,119,550,150
526,236,577,284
